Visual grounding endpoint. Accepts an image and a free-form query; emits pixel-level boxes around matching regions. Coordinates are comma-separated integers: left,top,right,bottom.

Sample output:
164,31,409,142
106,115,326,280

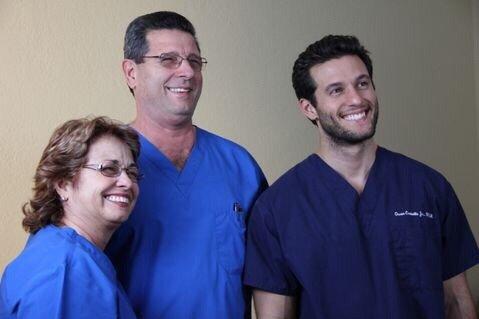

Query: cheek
194,73,203,85
363,91,377,102
132,184,140,200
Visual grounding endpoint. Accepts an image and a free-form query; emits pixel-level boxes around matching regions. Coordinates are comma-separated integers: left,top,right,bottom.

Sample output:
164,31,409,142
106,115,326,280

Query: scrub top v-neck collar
309,147,386,235
139,127,204,196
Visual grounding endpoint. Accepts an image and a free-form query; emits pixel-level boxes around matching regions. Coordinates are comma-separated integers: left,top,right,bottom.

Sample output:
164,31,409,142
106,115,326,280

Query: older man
107,11,267,319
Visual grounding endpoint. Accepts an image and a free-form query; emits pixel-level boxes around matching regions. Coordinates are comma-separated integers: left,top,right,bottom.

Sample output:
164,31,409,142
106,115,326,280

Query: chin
105,211,132,225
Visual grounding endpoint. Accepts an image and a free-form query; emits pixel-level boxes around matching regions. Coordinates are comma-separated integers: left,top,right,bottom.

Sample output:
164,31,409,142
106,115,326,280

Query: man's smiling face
309,54,378,145
132,29,203,125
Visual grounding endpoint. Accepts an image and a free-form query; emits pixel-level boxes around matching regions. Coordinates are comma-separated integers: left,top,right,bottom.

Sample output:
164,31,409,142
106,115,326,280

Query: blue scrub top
244,147,479,319
106,128,267,319
0,225,136,319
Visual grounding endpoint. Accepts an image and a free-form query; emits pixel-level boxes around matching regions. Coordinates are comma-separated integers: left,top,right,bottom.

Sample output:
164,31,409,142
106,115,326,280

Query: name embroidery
394,210,434,219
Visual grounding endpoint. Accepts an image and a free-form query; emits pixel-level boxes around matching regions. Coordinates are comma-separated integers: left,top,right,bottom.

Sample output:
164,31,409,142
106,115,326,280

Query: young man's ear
122,59,138,92
298,98,319,123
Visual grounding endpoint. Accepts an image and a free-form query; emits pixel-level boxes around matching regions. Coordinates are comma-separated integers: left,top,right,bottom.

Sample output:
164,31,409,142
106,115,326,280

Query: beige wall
1,0,478,304
475,0,479,147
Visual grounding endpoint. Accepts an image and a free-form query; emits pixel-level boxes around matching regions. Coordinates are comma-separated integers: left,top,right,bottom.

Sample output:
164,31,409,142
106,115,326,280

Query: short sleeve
243,199,298,295
3,262,129,319
1,265,65,319
441,182,479,280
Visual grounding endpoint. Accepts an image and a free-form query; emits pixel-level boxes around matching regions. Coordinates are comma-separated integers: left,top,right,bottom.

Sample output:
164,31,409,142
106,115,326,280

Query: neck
60,215,115,250
317,138,377,194
131,116,196,170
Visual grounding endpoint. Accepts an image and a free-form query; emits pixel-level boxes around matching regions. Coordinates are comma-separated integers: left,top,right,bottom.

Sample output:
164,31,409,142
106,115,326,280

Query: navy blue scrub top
244,147,479,319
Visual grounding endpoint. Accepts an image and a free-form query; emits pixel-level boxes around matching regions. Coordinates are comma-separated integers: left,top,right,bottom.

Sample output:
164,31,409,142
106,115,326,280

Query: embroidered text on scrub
394,210,434,219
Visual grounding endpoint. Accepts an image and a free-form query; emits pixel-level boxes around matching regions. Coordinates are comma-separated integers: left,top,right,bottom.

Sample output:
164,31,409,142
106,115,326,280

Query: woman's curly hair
22,116,140,233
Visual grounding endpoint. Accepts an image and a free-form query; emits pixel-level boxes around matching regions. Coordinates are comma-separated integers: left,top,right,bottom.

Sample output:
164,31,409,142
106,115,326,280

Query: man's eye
160,57,176,63
330,87,343,95
358,81,369,88
188,58,201,66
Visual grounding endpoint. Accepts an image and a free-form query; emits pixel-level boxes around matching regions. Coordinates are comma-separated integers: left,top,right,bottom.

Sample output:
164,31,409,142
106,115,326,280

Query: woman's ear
55,180,71,202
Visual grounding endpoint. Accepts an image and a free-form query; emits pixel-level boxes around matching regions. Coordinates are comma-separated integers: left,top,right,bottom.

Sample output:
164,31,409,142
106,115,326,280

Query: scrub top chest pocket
390,211,443,291
215,201,247,274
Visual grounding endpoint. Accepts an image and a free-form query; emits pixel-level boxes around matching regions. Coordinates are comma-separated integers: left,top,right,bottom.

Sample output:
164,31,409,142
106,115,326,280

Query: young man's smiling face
307,54,378,145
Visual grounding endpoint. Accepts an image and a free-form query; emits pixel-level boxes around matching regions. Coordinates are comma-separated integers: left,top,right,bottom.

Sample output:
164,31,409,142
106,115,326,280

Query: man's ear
122,59,137,91
297,98,319,122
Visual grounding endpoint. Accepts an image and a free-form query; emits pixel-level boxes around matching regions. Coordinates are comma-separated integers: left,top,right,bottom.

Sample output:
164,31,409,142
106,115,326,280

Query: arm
15,267,122,319
253,289,296,319
444,272,477,319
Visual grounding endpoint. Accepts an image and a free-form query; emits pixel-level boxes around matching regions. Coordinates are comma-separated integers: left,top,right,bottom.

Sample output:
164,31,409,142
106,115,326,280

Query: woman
0,117,140,318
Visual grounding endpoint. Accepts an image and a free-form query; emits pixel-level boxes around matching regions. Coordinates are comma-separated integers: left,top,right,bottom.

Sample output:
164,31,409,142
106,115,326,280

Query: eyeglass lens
159,53,205,71
96,163,141,182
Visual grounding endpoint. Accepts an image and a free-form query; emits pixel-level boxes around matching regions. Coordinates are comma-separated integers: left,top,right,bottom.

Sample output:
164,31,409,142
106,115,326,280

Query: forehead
310,55,369,88
87,135,133,162
146,29,199,55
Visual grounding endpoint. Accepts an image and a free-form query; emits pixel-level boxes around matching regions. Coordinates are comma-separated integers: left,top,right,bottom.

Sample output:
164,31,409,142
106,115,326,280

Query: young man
244,35,478,319
106,11,267,319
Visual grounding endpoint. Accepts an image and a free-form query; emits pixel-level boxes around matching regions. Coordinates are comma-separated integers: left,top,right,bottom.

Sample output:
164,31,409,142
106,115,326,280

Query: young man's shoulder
380,147,449,185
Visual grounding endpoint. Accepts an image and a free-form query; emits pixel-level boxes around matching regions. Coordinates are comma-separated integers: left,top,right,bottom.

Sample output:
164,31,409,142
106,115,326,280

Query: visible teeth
343,112,366,121
105,195,129,203
168,87,190,93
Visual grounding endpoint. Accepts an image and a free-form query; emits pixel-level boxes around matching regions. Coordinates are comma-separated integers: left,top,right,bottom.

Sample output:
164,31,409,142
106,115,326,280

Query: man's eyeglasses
142,52,207,72
82,161,143,183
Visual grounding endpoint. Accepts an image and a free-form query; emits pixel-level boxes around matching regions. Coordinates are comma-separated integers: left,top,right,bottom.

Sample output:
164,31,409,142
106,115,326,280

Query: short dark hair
292,35,373,113
22,116,140,234
124,11,200,64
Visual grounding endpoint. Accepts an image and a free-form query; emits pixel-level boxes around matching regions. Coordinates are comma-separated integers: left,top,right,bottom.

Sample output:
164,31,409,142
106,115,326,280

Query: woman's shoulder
3,225,109,289
1,225,116,313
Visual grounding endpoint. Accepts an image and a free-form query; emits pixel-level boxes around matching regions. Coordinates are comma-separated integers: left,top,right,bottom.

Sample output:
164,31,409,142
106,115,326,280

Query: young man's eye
330,87,343,95
358,81,369,88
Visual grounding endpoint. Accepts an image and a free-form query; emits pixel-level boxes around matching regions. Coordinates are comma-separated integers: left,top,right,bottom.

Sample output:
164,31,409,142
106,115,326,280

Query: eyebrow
356,74,371,82
324,73,371,92
101,159,137,166
161,51,201,58
102,159,120,164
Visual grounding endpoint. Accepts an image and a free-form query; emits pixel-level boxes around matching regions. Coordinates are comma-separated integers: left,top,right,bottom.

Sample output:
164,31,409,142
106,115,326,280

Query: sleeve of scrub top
16,264,121,319
244,199,299,295
441,182,479,280
11,266,65,319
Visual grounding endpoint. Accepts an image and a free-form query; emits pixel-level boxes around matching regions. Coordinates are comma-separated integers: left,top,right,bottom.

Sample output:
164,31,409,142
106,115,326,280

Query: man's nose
344,87,362,105
176,58,196,78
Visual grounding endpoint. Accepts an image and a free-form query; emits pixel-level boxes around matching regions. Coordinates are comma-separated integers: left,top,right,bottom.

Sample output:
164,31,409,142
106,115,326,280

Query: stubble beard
317,102,379,146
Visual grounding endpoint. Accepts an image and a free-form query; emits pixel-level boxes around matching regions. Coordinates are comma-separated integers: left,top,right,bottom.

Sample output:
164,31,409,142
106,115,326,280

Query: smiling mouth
104,195,131,204
166,87,192,93
341,108,370,121
343,111,366,121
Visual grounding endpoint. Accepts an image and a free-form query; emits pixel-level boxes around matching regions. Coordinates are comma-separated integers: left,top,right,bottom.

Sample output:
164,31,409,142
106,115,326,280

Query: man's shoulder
380,147,448,183
197,127,250,153
256,155,315,204
196,127,263,168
